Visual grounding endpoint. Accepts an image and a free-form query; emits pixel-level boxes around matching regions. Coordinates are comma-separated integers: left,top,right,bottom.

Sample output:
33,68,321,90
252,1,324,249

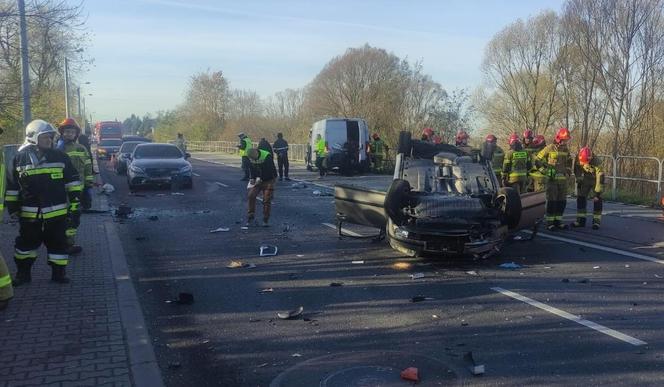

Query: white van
306,118,371,174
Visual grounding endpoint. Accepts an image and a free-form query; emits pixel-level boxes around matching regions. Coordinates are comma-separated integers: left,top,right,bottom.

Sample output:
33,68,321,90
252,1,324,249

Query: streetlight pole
64,57,70,117
18,0,31,125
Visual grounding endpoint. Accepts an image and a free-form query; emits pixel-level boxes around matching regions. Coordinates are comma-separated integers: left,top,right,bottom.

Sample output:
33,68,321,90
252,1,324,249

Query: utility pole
77,86,82,117
64,57,70,117
18,0,31,125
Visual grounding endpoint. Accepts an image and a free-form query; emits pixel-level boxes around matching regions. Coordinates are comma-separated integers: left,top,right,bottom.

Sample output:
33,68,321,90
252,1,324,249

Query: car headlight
179,165,192,173
98,148,107,153
129,165,145,174
395,227,409,239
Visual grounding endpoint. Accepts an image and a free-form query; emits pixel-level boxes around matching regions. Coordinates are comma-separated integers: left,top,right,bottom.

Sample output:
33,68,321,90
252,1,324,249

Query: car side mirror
185,152,191,159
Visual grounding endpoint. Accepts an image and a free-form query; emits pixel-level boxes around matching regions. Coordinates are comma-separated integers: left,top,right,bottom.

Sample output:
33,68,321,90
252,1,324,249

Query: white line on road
215,182,229,188
322,222,363,237
492,287,647,346
193,173,200,177
524,230,664,265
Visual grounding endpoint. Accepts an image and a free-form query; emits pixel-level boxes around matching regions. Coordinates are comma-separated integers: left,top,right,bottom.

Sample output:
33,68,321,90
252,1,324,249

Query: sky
82,0,565,121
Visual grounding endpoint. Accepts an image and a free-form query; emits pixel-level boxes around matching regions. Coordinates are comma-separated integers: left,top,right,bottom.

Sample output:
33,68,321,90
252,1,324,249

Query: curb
105,222,165,387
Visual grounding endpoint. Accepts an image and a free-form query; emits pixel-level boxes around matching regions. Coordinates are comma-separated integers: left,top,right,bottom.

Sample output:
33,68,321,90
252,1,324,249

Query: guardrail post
658,158,663,201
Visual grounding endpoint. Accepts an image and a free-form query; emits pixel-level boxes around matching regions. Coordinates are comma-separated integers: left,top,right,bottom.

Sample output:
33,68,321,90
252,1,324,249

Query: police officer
502,134,530,193
315,134,328,178
528,134,547,192
273,133,290,181
535,128,572,231
237,132,252,181
57,118,93,255
6,120,82,285
572,146,604,230
0,126,14,310
246,148,277,227
370,133,386,173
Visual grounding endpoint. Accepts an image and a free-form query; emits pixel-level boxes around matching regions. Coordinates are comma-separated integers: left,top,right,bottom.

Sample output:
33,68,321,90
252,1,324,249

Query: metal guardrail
181,141,664,203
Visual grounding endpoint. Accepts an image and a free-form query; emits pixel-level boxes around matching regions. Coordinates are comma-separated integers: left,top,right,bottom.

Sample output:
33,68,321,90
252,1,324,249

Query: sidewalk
0,192,162,386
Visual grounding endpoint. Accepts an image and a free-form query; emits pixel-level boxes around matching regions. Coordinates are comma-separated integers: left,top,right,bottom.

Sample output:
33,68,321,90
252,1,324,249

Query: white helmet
25,119,57,145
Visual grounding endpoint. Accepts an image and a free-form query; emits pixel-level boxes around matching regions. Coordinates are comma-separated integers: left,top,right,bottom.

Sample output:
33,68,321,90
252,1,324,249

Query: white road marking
215,182,229,188
524,230,664,265
492,287,647,346
322,222,363,237
193,173,200,177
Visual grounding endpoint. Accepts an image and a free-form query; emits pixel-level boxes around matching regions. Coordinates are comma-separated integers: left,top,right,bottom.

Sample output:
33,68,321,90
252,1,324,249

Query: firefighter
502,134,530,193
6,120,82,285
535,127,572,231
455,130,472,154
528,134,547,192
57,118,93,255
0,126,14,310
421,127,434,142
237,132,252,181
572,146,604,230
273,132,290,181
246,148,277,227
522,129,534,148
314,134,328,178
370,133,386,173
483,134,504,181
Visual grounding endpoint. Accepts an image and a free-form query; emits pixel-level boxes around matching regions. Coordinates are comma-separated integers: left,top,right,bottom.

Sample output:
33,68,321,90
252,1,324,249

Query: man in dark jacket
246,148,277,227
273,132,290,181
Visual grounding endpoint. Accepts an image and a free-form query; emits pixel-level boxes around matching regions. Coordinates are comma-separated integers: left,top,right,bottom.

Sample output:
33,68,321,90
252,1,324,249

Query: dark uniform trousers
15,217,69,267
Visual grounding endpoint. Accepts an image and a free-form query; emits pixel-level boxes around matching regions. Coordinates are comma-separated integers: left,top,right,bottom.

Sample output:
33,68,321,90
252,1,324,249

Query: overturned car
335,132,545,258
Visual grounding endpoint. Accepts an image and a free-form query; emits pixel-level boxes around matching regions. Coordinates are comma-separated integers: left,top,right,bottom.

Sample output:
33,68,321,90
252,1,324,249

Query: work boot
51,265,70,284
571,218,586,228
262,219,270,227
67,245,83,255
12,260,33,287
592,222,600,230
278,177,283,182
546,223,557,232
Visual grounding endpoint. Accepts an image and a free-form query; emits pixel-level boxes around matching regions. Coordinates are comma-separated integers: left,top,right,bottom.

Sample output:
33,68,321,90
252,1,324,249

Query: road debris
465,270,479,276
410,273,425,280
115,204,132,218
256,363,269,368
411,295,434,302
260,245,279,256
291,182,307,189
277,306,304,320
351,260,365,264
296,254,304,258
226,260,246,269
432,314,439,319
463,352,485,376
593,266,601,269
513,235,523,241
171,192,185,196
329,282,344,287
499,262,522,269
400,367,419,382
282,223,291,232
148,215,159,221
291,353,302,357
260,288,274,293
312,190,322,196
210,227,230,233
102,183,115,194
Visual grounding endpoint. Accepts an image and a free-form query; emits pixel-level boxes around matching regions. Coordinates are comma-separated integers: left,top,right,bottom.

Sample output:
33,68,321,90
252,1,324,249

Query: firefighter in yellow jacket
0,126,14,310
571,146,604,230
57,118,93,255
535,128,572,231
502,134,530,193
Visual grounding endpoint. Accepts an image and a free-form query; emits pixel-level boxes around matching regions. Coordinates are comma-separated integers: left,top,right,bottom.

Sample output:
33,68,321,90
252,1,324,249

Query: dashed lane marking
322,222,363,237
523,230,664,265
215,182,229,188
492,287,647,346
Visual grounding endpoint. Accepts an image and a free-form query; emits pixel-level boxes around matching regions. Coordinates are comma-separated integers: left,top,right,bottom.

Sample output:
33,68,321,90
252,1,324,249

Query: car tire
384,179,411,226
397,131,413,155
497,187,522,229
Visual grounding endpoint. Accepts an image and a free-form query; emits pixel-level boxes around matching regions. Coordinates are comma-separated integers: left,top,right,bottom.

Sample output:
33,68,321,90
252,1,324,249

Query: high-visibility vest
249,149,270,164
371,139,385,156
536,143,570,179
239,137,252,157
315,139,327,156
503,150,529,182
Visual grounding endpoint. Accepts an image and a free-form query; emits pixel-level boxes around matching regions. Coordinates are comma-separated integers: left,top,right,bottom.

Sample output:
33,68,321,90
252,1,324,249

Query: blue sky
83,0,565,121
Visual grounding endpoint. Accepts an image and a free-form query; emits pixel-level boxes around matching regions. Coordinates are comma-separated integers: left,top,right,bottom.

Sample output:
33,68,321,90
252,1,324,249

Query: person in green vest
527,134,547,192
369,133,386,173
502,134,530,193
237,132,252,181
246,148,277,227
57,118,93,255
314,134,328,178
0,126,14,310
571,146,604,230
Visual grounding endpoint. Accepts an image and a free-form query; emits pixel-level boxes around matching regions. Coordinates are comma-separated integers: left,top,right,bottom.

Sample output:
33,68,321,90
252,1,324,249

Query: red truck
94,121,123,159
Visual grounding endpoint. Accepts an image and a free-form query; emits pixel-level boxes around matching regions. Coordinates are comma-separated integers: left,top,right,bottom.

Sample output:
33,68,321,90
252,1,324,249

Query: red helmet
523,129,534,141
555,127,571,143
485,134,497,143
422,127,434,138
58,117,81,135
372,133,380,140
532,134,546,147
508,133,520,146
578,146,592,165
456,130,469,141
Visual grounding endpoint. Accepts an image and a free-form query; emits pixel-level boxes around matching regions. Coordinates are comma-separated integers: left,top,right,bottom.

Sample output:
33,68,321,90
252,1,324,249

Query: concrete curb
105,222,165,387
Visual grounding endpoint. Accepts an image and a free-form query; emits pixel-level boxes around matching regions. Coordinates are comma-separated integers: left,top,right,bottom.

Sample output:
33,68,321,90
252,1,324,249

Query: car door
334,184,387,229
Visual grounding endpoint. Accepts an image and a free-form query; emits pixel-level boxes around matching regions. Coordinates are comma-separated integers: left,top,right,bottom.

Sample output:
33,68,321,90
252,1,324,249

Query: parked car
96,138,123,160
115,141,147,175
306,118,371,175
126,143,193,190
334,131,546,258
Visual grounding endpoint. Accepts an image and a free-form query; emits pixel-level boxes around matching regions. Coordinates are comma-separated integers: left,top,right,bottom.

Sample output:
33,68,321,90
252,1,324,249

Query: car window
133,145,183,159
99,139,122,146
119,142,141,152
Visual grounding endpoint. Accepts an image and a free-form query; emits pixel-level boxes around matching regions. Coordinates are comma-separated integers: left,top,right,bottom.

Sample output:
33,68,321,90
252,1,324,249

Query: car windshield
99,139,122,146
119,142,142,153
134,145,183,159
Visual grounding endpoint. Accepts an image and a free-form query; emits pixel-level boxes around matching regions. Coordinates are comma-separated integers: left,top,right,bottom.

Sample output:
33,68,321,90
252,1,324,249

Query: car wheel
397,131,413,155
384,179,411,226
497,187,522,229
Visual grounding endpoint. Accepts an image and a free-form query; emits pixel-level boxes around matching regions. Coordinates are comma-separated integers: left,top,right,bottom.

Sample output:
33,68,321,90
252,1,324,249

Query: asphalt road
98,155,664,386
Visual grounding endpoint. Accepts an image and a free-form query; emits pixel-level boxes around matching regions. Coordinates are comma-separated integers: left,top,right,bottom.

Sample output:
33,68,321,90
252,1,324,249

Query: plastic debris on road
499,262,522,269
312,190,321,196
400,367,419,382
260,288,274,293
277,306,304,320
463,352,485,376
411,295,434,302
241,226,249,230
260,245,278,256
102,183,115,194
291,353,302,357
593,266,601,269
410,273,425,280
351,260,364,264
226,260,245,269
210,227,230,233
466,270,478,276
